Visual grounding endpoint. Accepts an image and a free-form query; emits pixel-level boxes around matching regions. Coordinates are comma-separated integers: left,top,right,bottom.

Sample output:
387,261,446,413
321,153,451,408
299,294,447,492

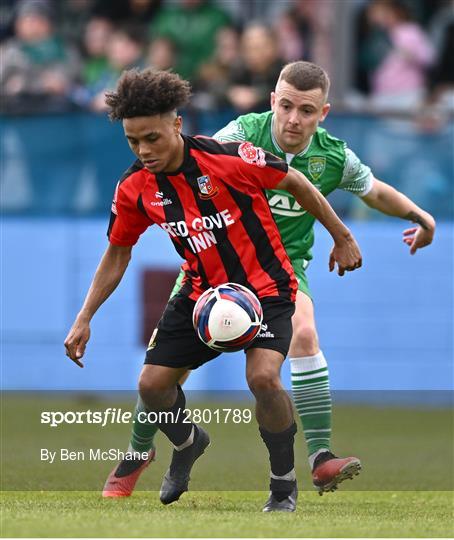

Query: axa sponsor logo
267,193,307,217
150,191,173,206
258,323,274,338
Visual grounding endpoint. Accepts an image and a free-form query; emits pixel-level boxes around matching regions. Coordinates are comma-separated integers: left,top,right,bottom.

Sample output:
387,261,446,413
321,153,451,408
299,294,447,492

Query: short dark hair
278,61,330,98
105,68,191,121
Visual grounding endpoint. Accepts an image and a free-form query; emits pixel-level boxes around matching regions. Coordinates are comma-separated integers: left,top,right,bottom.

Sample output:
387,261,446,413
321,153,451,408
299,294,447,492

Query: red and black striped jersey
108,135,297,302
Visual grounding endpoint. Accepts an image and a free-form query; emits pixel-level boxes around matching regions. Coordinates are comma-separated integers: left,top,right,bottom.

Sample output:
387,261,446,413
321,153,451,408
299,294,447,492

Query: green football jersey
214,111,372,267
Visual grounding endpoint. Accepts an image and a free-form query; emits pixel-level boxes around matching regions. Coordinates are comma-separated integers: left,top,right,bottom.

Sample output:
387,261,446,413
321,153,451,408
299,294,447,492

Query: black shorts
145,293,295,370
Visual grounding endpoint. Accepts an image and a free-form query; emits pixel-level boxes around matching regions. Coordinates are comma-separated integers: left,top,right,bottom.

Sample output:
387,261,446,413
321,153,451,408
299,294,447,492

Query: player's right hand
64,318,90,368
329,234,362,276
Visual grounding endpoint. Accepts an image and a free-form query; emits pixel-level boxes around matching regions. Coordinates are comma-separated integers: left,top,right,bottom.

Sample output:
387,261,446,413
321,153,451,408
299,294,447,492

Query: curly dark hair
105,68,192,120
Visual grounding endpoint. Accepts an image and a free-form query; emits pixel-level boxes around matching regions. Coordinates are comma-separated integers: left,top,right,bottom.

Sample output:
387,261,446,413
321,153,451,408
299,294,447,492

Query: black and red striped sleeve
234,141,288,189
108,175,153,246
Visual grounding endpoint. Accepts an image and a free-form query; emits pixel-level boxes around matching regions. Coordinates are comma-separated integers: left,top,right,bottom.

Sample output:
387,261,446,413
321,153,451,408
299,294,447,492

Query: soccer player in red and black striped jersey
64,69,362,512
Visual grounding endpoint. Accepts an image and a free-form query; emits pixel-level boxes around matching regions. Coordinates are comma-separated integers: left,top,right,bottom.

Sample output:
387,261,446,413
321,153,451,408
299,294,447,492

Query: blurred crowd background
1,0,453,115
1,0,453,217
1,0,453,220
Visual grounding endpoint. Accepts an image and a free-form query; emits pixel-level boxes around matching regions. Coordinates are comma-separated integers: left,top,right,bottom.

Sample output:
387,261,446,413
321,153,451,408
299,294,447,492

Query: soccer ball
193,283,263,352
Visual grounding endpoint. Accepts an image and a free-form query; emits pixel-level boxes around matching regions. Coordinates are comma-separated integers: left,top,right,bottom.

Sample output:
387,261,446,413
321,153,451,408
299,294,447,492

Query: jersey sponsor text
160,209,236,254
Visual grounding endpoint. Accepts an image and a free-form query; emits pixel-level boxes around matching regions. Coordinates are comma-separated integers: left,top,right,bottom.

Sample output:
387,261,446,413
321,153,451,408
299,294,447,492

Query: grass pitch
1,490,453,537
1,393,453,537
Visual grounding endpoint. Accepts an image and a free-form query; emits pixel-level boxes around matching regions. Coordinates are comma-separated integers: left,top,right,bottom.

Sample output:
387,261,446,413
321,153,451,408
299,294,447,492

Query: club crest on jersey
197,175,219,199
238,141,266,167
308,156,326,181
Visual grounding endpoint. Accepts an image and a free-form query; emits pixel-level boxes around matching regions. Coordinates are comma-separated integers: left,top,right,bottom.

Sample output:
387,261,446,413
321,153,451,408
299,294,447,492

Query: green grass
1,490,453,537
1,394,453,536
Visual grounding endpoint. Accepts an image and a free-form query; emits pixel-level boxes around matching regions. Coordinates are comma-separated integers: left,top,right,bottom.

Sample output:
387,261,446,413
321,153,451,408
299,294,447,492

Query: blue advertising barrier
2,219,452,393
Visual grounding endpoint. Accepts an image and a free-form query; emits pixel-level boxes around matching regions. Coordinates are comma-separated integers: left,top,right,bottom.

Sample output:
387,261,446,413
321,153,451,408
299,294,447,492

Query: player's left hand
402,216,435,255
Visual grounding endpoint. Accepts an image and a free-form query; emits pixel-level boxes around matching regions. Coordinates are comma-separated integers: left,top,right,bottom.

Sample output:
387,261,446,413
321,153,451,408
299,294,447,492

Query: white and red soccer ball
192,283,263,352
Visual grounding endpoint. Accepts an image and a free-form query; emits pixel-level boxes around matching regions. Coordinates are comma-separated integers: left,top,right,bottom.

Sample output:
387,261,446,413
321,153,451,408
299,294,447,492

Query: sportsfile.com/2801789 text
40,407,253,427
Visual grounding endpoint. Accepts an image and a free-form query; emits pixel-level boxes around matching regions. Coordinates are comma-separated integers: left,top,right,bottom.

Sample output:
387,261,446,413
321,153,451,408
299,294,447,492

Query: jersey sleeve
338,146,373,197
213,120,247,143
214,119,287,189
107,181,152,246
234,141,288,189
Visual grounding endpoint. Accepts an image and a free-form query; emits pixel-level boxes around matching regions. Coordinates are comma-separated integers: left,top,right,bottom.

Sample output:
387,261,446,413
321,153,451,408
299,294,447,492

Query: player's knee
138,374,168,408
291,323,319,356
247,369,281,395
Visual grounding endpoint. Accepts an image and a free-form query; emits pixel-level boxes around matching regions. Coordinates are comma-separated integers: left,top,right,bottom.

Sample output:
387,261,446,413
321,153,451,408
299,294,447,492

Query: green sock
290,352,331,466
128,396,158,453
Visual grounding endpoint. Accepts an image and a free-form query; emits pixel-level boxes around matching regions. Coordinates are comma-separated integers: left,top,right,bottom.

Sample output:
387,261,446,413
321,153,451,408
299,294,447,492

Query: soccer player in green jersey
103,61,435,498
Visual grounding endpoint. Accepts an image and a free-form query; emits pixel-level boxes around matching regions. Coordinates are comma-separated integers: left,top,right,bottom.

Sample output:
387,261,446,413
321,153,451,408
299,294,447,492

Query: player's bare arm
64,243,133,366
361,178,436,255
277,166,362,276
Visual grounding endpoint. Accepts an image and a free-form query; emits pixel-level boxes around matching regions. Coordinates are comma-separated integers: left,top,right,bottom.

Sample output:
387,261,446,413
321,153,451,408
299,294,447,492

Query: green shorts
169,259,312,301
169,268,186,300
292,258,312,299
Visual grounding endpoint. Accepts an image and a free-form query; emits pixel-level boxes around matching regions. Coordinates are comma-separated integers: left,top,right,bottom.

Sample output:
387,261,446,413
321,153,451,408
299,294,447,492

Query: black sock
260,422,297,499
115,456,147,477
157,384,193,446
269,478,296,501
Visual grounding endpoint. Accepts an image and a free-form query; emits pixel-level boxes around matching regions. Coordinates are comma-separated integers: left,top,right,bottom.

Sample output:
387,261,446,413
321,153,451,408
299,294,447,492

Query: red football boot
102,449,156,497
312,451,361,495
